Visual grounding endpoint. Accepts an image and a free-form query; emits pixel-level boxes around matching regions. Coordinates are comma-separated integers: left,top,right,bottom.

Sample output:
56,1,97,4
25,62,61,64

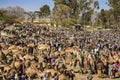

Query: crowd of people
0,23,120,80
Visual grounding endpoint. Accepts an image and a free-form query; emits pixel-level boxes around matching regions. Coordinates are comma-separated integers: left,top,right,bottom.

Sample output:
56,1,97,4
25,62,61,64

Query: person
14,72,18,80
87,70,93,80
97,60,103,78
28,46,33,55
25,75,29,80
42,73,48,80
108,63,113,78
54,73,59,80
1,52,6,61
112,62,117,78
21,74,25,80
117,61,120,76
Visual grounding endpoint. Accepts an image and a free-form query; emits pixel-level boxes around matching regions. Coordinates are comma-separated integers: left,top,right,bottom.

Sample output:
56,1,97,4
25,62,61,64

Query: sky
0,0,109,11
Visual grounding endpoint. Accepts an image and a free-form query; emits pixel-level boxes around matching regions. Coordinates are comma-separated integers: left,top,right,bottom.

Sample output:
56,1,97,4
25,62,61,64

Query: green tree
24,11,35,23
52,4,72,27
34,11,42,18
79,0,99,27
108,0,120,29
98,9,107,26
0,8,24,24
0,9,7,17
40,5,50,18
52,0,99,27
97,9,115,28
6,6,25,22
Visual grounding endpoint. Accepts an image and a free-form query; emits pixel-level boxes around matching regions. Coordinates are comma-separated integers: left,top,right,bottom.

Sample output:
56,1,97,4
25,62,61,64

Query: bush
1,14,17,25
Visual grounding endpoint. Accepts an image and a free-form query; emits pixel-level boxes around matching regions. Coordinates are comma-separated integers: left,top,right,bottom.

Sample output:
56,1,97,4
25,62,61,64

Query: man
43,73,48,80
1,52,7,63
14,72,18,80
69,71,75,80
28,46,33,55
112,62,117,78
97,60,103,78
87,70,93,80
108,63,113,78
54,73,59,80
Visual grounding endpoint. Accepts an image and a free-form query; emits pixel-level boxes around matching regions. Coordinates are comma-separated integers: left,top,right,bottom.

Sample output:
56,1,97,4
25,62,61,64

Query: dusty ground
74,74,120,80
34,74,120,80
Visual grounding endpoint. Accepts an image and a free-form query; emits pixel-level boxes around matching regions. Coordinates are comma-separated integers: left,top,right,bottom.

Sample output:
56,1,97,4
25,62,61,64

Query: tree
6,6,25,16
97,9,117,29
24,11,35,23
40,5,50,18
5,6,25,23
108,0,120,29
0,8,24,25
98,9,107,26
34,11,42,18
108,0,120,19
78,0,99,28
0,9,7,17
52,0,99,27
52,4,72,27
53,0,80,22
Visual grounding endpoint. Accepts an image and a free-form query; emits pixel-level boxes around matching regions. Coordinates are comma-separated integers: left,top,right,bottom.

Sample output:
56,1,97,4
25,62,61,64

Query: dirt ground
34,74,120,80
73,74,120,80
